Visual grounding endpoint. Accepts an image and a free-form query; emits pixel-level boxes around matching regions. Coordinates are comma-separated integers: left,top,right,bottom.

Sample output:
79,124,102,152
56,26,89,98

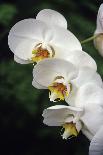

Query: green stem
81,35,98,44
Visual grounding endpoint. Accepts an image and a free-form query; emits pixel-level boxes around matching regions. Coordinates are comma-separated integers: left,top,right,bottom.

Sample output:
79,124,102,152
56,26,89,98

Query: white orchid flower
74,83,103,141
32,58,102,103
8,9,84,65
8,9,97,70
94,4,103,56
42,105,83,139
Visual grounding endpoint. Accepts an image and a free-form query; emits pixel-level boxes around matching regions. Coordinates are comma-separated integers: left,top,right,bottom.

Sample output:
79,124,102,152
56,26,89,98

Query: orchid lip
48,76,72,102
62,122,78,139
31,43,55,62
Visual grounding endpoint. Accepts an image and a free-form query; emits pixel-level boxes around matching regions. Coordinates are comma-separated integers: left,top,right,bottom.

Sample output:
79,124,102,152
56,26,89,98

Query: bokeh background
0,0,103,155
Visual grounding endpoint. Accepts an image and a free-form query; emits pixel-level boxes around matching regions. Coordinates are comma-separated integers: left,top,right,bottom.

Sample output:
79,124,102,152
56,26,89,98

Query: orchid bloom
8,9,83,65
42,105,83,139
8,9,97,71
94,4,103,57
32,58,102,103
74,83,103,141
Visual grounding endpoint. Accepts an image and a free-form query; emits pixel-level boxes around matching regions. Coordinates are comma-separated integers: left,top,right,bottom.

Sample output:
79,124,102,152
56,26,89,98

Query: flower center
62,122,78,139
31,43,55,62
48,76,72,102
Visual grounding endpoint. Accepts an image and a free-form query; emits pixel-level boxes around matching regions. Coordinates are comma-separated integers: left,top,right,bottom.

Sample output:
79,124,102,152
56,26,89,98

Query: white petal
81,104,103,139
32,78,46,89
14,55,30,64
56,50,97,71
50,26,82,51
95,4,103,34
42,105,83,126
89,125,103,155
76,83,103,107
72,67,103,88
32,58,78,88
64,116,74,123
8,19,48,41
8,19,48,60
9,33,38,60
65,68,102,107
76,83,103,136
65,83,78,106
47,105,83,111
36,9,67,29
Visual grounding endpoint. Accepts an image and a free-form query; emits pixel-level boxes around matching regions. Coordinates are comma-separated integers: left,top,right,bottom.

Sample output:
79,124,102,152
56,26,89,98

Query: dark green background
0,0,103,155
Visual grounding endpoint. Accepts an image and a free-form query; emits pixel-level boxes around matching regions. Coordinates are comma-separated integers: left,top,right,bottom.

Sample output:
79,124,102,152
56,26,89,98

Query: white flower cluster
8,6,103,155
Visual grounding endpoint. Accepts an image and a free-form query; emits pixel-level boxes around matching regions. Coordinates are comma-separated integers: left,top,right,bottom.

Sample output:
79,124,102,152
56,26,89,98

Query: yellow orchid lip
48,82,69,101
31,44,55,63
62,122,78,139
31,46,50,62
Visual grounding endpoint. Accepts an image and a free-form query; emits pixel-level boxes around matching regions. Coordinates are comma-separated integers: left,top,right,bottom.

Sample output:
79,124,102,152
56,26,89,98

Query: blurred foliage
0,3,17,26
0,0,103,155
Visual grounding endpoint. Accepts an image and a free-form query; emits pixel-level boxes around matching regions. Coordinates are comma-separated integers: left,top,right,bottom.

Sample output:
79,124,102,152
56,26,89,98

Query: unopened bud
94,33,103,57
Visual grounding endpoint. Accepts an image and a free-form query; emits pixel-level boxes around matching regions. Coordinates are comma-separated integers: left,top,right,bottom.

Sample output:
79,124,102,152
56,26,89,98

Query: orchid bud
94,4,103,56
94,33,103,57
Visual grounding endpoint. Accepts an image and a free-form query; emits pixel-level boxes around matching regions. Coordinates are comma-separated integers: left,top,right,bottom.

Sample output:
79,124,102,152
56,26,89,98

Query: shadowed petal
89,125,103,155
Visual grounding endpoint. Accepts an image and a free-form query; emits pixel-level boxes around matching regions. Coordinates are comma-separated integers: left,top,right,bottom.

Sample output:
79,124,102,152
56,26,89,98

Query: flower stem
81,35,98,44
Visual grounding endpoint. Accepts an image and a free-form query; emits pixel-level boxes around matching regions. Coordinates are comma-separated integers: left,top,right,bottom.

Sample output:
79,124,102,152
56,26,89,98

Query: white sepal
36,9,67,29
